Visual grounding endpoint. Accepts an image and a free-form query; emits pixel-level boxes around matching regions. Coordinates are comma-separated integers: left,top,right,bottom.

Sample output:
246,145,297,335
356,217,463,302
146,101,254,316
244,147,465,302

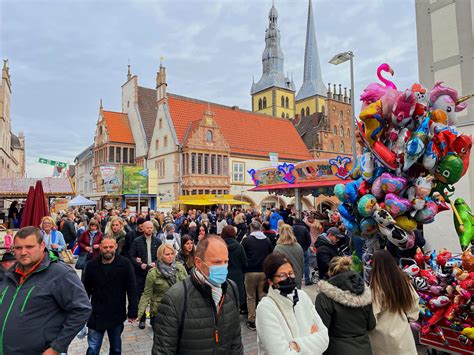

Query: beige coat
369,286,419,355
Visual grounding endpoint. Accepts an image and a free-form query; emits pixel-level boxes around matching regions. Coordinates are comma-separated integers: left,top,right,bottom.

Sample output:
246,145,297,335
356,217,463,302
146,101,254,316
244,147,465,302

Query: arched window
347,128,351,138
341,141,345,152
285,97,289,108
281,96,285,107
340,125,344,137
339,110,343,122
281,113,285,118
330,141,335,151
286,113,289,118
305,107,310,116
333,126,337,135
263,97,267,108
258,98,262,110
301,108,305,117
206,130,213,142
321,105,325,114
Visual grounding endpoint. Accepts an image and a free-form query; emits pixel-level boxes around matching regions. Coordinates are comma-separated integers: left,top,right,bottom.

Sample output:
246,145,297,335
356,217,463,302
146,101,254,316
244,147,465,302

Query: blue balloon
360,217,377,236
342,217,359,234
339,203,355,221
345,179,361,203
334,184,347,203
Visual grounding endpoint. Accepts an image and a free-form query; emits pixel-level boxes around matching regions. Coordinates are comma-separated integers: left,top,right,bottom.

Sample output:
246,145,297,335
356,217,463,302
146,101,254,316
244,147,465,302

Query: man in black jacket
129,221,161,329
121,217,145,258
61,211,77,249
83,236,138,354
315,227,345,280
241,220,273,331
292,218,313,285
153,235,243,355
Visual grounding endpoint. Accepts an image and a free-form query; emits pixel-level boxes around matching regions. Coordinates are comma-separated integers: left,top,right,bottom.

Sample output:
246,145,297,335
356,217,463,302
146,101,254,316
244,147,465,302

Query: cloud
1,0,418,178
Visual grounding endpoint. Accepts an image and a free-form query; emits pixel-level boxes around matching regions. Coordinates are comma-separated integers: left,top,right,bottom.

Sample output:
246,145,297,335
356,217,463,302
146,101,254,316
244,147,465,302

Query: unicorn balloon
429,82,468,126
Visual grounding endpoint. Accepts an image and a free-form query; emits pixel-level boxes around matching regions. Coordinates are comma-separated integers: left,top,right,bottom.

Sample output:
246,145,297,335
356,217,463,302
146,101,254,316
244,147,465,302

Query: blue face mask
204,262,228,286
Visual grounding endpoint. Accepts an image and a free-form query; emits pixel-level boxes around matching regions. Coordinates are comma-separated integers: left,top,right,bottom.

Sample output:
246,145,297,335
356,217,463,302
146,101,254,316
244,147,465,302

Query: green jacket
0,250,91,354
138,262,187,318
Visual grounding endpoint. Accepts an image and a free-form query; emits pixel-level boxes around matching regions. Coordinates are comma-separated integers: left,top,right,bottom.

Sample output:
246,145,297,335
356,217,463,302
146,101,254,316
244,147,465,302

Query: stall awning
160,194,250,206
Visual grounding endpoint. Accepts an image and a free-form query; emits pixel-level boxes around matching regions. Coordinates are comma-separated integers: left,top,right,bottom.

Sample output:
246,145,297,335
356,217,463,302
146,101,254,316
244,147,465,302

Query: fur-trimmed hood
316,271,372,308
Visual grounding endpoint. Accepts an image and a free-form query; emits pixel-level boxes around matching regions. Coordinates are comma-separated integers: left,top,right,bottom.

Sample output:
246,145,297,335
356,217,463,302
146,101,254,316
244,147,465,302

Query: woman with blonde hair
137,244,187,328
234,213,247,242
273,224,304,288
40,216,66,252
105,216,127,254
369,250,419,355
315,256,375,355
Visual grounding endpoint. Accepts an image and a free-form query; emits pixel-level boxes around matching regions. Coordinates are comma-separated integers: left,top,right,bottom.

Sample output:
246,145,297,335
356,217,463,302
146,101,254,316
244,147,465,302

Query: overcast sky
1,0,418,177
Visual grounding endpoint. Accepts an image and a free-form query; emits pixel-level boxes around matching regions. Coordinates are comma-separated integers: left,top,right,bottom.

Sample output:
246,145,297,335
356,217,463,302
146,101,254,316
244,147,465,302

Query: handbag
61,249,74,264
75,252,88,270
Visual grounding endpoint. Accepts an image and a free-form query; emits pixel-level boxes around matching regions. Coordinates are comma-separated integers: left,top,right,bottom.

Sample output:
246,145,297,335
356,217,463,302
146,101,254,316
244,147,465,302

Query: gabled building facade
0,60,25,178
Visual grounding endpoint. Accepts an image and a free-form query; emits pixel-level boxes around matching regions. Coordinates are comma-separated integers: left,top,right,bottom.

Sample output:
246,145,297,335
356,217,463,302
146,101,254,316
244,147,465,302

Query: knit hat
1,252,15,262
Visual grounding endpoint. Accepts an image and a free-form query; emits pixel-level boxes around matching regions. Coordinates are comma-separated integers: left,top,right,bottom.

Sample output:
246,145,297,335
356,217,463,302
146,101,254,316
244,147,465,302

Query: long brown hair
370,250,415,315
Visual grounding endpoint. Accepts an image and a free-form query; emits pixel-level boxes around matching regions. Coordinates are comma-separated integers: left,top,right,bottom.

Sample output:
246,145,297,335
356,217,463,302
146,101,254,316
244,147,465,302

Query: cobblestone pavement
68,284,428,355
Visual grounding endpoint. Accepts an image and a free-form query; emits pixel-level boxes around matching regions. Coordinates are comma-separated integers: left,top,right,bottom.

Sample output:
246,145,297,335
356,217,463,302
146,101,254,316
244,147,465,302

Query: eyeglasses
274,271,296,281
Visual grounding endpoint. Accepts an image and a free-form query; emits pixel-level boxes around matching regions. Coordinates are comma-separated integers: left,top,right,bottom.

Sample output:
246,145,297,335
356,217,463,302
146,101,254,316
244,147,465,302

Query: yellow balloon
396,215,417,232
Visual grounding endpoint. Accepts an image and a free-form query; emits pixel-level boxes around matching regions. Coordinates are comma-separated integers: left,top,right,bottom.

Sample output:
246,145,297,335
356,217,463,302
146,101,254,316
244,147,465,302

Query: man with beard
83,236,138,354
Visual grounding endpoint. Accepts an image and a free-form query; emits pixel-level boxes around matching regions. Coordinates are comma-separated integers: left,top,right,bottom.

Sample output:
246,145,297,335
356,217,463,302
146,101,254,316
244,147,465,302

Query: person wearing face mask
256,253,329,354
153,234,243,355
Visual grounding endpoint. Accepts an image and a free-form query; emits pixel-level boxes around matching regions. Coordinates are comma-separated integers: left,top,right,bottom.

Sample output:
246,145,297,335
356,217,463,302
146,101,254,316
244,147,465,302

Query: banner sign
100,166,121,194
123,166,148,194
38,157,67,168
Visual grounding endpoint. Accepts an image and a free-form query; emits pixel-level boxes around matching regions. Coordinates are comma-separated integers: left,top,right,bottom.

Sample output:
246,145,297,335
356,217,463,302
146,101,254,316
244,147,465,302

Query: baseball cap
327,227,344,238
1,252,15,262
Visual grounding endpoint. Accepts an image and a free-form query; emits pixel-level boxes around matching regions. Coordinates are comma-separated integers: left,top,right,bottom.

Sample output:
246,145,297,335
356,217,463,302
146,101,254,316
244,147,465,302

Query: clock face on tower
205,116,213,125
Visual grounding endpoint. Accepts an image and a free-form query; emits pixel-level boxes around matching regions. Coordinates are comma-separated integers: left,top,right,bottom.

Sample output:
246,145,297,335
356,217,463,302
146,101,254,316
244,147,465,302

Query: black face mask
273,277,297,296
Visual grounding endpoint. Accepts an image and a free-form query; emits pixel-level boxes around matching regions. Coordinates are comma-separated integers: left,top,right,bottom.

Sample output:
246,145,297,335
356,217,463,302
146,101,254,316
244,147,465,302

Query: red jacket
78,230,103,260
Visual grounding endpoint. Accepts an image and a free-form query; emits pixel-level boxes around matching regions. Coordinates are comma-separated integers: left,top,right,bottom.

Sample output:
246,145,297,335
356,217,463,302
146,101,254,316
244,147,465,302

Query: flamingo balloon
360,63,398,105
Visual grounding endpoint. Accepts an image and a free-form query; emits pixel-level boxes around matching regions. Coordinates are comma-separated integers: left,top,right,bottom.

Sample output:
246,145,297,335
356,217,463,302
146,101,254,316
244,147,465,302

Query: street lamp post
329,51,357,164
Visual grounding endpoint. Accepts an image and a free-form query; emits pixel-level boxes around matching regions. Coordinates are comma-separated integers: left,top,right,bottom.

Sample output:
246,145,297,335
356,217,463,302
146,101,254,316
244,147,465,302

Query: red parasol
20,185,35,228
30,180,50,228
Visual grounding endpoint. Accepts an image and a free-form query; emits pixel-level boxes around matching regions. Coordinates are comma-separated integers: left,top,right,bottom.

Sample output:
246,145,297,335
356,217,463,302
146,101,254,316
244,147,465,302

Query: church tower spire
251,2,295,119
296,0,326,101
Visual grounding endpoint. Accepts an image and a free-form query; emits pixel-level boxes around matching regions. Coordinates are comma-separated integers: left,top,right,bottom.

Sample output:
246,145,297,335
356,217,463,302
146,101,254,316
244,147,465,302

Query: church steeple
251,2,295,95
296,0,326,101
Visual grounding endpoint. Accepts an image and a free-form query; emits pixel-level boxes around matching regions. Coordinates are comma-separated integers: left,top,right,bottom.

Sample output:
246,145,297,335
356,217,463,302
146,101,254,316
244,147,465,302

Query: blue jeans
86,323,124,355
303,249,311,283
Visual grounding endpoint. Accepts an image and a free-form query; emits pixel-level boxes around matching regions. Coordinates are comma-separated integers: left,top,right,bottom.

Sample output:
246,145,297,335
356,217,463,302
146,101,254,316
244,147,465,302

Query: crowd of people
0,204,424,354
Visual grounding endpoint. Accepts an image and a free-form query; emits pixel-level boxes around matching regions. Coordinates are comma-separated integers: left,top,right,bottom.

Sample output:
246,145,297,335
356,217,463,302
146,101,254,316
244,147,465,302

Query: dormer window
206,130,213,142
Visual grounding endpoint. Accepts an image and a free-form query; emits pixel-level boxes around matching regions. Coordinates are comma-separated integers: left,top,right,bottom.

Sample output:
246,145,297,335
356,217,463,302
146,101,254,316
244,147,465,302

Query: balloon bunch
406,248,474,348
334,63,473,250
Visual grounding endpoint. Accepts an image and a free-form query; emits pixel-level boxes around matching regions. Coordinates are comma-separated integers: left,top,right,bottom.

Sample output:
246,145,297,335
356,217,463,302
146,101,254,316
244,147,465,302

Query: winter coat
137,262,187,318
224,238,247,305
256,287,329,354
153,273,243,355
159,232,181,251
129,235,162,278
77,230,104,260
273,243,304,289
241,232,273,273
263,230,277,249
0,251,91,354
83,254,138,330
122,229,142,258
235,223,247,242
292,222,312,251
315,271,375,355
369,285,420,355
315,236,341,280
60,219,77,244
269,212,283,231
110,229,126,254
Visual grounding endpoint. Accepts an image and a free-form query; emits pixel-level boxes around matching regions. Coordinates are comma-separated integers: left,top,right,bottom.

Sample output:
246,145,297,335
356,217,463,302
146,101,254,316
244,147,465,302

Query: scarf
158,261,177,285
194,268,223,307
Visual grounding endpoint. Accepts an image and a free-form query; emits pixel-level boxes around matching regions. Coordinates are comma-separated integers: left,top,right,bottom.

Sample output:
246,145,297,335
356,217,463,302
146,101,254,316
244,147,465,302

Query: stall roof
0,177,75,197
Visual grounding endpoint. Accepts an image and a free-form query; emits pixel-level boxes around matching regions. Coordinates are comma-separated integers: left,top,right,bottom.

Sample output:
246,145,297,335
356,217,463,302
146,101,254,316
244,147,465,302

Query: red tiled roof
102,111,134,144
167,94,311,161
